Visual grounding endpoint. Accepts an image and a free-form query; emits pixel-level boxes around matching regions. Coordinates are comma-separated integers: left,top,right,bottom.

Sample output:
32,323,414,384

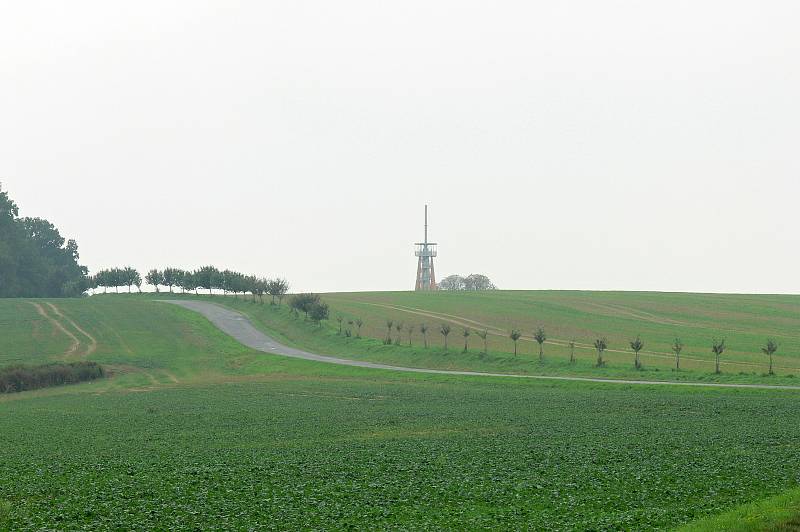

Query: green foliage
594,337,608,366
673,338,684,370
712,338,726,374
440,324,451,350
308,301,329,325
291,293,321,319
0,361,103,393
509,329,522,356
0,184,88,297
630,335,645,369
534,327,546,361
2,374,800,529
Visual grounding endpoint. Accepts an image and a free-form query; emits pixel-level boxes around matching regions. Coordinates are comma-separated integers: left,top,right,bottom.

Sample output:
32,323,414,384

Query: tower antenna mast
414,205,437,291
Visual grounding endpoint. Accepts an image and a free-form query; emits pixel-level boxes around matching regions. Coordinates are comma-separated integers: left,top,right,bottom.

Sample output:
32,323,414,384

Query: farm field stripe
161,300,800,391
29,302,81,358
46,302,97,355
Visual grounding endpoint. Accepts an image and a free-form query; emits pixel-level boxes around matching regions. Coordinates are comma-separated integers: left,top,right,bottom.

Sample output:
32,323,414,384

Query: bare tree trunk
539,344,543,362
483,339,487,354
770,355,773,375
514,342,517,356
715,354,720,374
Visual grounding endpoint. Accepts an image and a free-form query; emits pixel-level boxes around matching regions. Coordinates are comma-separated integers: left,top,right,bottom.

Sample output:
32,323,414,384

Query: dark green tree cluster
0,184,89,297
289,293,329,325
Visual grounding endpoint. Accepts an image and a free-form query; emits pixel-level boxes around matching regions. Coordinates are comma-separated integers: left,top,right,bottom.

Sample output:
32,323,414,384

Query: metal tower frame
414,205,437,290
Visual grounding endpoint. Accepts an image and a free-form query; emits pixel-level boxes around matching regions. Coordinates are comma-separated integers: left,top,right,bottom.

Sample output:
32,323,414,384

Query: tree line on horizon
438,274,496,291
91,266,289,304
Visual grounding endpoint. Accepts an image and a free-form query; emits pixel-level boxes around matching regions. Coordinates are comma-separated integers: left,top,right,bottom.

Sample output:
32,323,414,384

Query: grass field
320,290,800,378
1,293,800,529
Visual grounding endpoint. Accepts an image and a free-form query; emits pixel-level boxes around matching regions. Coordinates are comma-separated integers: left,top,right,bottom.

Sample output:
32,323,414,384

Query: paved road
162,300,800,391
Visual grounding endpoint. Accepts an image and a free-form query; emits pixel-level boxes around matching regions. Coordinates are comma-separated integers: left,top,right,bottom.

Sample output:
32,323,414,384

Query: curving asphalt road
161,300,800,391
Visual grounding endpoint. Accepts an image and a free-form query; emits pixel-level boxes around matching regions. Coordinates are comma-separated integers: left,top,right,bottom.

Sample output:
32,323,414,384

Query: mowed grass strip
0,371,799,530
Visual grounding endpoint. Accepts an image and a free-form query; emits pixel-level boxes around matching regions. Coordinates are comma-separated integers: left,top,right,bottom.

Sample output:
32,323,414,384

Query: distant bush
0,361,104,394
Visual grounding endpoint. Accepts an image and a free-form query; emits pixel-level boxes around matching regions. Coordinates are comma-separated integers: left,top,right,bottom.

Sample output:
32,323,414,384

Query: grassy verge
677,487,800,531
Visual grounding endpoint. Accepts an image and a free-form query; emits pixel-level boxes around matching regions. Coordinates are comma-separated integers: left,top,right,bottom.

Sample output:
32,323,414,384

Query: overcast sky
2,1,798,293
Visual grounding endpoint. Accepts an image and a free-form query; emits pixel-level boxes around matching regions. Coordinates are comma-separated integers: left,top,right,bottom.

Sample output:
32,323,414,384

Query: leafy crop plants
2,296,800,529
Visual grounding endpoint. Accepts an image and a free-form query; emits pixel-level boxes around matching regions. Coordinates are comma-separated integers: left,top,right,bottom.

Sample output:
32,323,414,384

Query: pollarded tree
630,336,644,370
336,315,343,335
385,320,393,344
395,322,403,346
569,339,576,364
594,337,608,367
145,269,163,293
440,324,451,350
533,327,546,362
762,339,778,375
475,329,488,354
407,324,415,346
355,318,363,338
672,338,683,370
509,329,522,356
420,323,428,348
712,338,725,374
462,327,470,352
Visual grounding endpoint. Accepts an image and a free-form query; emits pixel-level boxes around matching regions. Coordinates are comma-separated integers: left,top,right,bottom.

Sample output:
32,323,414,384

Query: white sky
2,1,798,293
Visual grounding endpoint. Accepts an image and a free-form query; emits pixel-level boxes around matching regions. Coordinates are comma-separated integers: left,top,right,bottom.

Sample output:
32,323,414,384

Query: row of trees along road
438,274,496,291
359,320,783,376
92,266,289,304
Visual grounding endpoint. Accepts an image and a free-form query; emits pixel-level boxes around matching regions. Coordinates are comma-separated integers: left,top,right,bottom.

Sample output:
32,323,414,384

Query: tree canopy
0,184,89,297
438,273,497,291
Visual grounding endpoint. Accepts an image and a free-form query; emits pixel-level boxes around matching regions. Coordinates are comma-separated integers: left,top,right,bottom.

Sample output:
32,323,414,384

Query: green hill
198,290,800,385
1,294,800,529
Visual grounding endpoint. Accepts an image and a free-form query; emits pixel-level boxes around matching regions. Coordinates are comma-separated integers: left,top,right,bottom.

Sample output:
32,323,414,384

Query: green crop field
1,293,800,529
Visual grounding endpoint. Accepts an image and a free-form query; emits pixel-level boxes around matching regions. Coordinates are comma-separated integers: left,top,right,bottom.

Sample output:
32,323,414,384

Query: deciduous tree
712,338,726,374
533,327,546,362
630,336,644,370
594,337,608,367
762,339,778,375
